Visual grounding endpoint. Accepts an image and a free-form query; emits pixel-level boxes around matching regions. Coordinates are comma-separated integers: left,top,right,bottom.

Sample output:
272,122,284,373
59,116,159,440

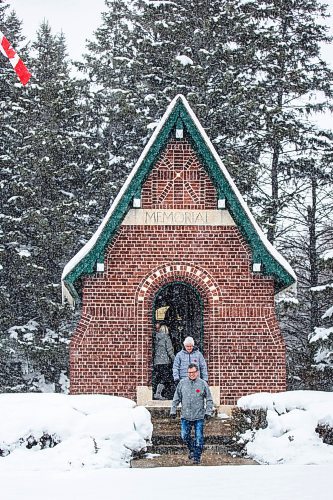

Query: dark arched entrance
154,282,203,352
152,282,203,399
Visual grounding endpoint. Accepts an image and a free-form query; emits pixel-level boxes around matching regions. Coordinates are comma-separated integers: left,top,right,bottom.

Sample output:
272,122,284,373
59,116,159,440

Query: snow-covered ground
0,391,332,499
1,465,333,500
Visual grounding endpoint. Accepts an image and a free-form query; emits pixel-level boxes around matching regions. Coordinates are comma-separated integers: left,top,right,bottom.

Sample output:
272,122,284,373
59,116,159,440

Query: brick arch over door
134,263,223,388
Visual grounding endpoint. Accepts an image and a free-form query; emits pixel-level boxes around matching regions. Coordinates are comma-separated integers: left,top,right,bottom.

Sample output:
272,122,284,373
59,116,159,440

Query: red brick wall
70,138,286,404
141,140,216,209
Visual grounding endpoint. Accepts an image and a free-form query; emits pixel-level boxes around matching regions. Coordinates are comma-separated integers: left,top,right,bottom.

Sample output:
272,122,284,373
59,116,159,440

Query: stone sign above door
122,208,235,226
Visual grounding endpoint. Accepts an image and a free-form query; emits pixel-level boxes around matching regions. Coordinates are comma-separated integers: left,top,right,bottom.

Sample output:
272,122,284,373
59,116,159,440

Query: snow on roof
62,94,296,305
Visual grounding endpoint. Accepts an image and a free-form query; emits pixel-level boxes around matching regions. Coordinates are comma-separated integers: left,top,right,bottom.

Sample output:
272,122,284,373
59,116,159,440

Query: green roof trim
63,95,295,304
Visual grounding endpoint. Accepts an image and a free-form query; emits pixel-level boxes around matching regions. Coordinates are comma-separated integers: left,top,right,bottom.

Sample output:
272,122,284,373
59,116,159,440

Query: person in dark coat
172,336,208,383
153,323,175,399
170,362,213,464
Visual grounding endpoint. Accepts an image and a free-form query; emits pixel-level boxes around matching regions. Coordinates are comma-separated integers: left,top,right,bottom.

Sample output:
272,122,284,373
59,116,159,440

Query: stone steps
148,443,231,455
130,404,253,468
152,420,232,436
150,427,233,456
152,434,233,446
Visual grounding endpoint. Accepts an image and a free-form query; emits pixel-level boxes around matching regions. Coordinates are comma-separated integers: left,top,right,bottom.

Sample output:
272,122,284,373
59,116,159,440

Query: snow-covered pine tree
0,4,33,390
237,0,333,243
80,0,264,200
76,0,143,209
309,246,333,388
276,141,333,388
135,0,268,195
305,143,333,388
1,21,89,392
234,0,333,387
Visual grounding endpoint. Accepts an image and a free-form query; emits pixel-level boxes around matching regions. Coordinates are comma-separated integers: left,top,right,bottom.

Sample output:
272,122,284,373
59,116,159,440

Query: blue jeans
180,418,204,461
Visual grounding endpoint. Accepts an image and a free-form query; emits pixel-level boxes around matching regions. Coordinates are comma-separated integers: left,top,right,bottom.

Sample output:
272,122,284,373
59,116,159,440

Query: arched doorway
152,282,203,399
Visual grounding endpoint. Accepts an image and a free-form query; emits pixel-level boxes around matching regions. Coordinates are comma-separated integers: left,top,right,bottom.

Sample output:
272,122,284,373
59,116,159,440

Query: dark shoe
192,458,201,465
188,451,194,460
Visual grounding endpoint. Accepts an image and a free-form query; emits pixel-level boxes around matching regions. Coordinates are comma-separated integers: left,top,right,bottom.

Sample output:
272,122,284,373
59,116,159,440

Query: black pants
155,364,172,385
154,364,175,398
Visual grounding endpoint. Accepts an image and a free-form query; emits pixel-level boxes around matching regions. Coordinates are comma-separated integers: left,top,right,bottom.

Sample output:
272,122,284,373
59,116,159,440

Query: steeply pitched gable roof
62,95,296,305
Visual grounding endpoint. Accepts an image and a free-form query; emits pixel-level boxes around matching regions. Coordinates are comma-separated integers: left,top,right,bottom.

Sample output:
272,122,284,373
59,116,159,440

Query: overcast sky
6,0,106,60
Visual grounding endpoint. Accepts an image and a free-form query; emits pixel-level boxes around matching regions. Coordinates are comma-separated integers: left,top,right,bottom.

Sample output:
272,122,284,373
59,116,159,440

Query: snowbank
237,390,333,465
0,393,152,471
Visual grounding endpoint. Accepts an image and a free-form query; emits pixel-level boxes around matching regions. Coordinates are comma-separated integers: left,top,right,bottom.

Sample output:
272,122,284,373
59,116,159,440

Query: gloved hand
174,379,179,385
204,414,211,421
170,414,176,419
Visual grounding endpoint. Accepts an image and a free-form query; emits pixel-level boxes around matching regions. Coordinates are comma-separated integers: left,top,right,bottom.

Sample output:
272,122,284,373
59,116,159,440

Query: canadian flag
0,30,31,85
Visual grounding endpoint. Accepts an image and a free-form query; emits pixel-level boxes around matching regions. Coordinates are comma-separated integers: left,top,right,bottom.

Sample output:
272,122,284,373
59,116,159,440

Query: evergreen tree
277,143,333,388
237,0,333,242
0,5,28,321
80,0,263,201
1,20,89,391
77,0,140,208
0,4,32,390
238,0,333,390
309,247,333,387
306,143,333,388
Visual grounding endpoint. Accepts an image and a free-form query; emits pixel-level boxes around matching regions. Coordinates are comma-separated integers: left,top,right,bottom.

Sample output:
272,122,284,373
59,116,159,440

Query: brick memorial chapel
62,95,296,406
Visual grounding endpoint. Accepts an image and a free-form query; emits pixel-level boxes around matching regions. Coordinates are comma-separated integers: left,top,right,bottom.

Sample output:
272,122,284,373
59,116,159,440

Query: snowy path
1,464,332,500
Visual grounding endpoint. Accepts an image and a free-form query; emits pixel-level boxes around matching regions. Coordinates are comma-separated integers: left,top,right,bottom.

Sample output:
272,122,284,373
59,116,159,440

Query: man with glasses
170,362,213,465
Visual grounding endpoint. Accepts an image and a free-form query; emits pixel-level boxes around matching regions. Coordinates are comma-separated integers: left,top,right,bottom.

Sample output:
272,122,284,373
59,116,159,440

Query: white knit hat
183,336,194,346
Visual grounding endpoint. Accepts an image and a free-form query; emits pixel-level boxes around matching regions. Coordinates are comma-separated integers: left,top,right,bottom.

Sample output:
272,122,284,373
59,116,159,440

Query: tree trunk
308,175,319,332
267,141,280,244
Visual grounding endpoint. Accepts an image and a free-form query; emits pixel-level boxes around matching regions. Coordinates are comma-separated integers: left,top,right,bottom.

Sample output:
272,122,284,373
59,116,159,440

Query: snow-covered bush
236,391,333,465
0,394,152,470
